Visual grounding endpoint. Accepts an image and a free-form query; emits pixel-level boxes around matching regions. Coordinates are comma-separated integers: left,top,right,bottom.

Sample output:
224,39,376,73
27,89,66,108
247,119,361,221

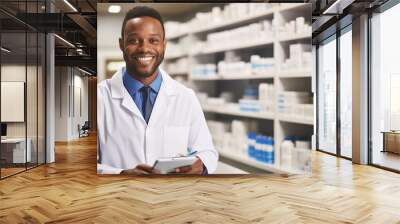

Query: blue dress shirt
122,68,163,120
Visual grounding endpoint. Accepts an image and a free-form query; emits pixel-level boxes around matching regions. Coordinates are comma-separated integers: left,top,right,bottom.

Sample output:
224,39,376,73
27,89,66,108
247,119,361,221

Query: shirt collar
122,67,163,94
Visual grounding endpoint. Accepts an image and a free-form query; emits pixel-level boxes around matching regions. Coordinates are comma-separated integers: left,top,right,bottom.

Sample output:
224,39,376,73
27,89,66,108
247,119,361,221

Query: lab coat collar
109,67,177,125
110,67,176,99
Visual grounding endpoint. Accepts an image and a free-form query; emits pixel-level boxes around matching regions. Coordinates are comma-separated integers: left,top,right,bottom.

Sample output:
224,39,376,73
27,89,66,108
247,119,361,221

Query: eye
149,38,160,44
127,38,139,44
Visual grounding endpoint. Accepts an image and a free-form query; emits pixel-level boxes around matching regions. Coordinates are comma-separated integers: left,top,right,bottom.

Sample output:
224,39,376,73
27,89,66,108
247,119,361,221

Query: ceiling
0,0,97,74
97,3,221,20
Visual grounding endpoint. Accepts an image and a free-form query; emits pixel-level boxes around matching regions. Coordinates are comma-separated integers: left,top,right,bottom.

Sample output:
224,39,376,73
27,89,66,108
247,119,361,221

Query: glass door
0,0,47,179
317,35,337,155
339,26,352,159
370,2,400,171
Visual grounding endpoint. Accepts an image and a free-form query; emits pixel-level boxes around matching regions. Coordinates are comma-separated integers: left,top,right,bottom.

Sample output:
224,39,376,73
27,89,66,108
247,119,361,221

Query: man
97,6,218,175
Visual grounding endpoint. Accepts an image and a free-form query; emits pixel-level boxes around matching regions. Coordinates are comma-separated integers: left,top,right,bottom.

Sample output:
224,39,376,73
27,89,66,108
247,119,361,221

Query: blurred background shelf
218,150,301,174
161,3,314,174
202,104,275,120
278,69,311,78
191,72,275,81
197,39,274,55
278,115,314,125
190,9,275,35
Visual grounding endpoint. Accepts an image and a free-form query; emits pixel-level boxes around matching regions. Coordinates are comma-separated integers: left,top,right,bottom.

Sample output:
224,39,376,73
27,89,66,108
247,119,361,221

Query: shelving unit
202,103,275,120
218,150,302,174
190,9,275,35
166,32,187,40
196,39,274,55
165,8,275,41
278,68,311,78
278,115,313,125
169,71,188,76
163,3,314,174
165,53,187,60
191,72,275,81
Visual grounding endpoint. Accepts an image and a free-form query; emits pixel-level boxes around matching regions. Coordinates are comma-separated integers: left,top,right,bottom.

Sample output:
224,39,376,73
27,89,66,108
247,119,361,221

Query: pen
187,150,198,156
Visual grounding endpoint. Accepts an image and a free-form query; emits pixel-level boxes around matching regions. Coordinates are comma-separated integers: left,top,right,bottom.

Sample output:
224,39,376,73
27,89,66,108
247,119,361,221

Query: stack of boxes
207,120,258,155
281,43,312,71
164,57,188,74
277,91,313,121
250,55,275,75
259,83,275,113
247,133,275,164
278,17,311,38
206,20,274,52
190,64,217,78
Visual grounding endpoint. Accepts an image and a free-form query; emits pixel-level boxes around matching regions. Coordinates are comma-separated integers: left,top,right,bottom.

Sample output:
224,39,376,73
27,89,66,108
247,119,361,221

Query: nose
137,39,150,53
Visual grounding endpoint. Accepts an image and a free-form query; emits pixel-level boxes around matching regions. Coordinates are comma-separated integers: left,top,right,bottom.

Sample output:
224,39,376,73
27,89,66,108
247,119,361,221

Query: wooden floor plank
0,135,399,223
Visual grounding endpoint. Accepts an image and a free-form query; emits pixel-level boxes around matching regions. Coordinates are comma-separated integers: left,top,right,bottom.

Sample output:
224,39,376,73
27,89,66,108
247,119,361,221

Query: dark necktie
140,86,152,123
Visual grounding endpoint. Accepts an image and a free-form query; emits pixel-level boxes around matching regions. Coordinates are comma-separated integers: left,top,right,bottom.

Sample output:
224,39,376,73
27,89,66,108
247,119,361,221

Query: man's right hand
120,164,160,175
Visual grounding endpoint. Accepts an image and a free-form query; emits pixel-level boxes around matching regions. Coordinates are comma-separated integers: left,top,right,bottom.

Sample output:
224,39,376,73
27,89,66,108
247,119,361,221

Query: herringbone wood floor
1,135,400,223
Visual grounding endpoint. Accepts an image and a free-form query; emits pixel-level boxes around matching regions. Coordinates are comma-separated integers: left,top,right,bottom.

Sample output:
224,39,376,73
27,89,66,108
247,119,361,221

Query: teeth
136,56,153,65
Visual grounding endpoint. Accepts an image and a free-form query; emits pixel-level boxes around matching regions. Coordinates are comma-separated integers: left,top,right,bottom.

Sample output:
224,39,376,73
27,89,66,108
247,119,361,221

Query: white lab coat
97,68,218,174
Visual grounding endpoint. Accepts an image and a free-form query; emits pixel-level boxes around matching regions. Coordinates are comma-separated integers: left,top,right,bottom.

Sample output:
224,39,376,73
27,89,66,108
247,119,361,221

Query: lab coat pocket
164,126,190,157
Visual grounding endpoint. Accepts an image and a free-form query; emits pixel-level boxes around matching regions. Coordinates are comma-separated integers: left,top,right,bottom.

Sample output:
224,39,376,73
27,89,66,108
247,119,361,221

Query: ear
119,37,124,52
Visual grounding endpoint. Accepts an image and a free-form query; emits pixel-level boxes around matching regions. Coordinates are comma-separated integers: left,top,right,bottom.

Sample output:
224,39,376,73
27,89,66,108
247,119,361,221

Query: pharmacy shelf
163,4,314,173
278,115,314,125
279,33,311,43
166,32,187,41
169,71,189,76
166,4,308,39
166,9,274,40
278,3,309,12
165,53,187,60
191,72,275,81
194,39,274,56
218,150,300,174
190,75,220,81
278,69,311,78
190,70,311,80
202,104,274,120
190,9,275,35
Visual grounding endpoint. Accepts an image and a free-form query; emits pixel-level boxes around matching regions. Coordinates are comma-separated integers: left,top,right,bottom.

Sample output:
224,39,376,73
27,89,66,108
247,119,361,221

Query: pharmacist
97,6,218,175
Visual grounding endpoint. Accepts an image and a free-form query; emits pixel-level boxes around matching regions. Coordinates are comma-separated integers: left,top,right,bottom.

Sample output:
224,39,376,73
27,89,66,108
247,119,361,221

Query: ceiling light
63,0,78,12
323,0,355,15
54,34,75,48
108,5,121,14
1,47,11,53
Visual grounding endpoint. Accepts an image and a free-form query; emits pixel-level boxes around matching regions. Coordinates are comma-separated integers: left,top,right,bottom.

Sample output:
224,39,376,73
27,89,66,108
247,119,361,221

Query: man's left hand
174,158,203,174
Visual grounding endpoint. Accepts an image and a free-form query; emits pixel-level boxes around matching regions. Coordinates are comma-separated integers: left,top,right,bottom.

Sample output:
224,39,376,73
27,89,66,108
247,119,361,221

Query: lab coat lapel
121,91,144,121
147,69,176,126
110,68,145,122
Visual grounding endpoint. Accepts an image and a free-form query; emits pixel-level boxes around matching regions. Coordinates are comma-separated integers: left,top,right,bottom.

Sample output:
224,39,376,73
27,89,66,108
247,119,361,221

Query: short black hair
121,6,165,39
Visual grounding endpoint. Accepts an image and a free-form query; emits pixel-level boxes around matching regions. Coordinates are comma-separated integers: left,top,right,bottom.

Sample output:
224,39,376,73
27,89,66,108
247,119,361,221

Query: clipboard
152,156,197,174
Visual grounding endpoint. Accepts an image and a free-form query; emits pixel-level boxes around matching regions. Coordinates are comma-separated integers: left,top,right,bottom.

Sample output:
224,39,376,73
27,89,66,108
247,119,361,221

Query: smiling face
119,16,166,81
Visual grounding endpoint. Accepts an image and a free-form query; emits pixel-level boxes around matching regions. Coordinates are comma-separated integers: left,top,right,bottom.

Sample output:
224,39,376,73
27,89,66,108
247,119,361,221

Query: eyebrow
126,32,162,38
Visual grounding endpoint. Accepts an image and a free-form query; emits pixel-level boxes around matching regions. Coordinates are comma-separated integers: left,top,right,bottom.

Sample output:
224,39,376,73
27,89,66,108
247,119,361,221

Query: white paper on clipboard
152,156,197,174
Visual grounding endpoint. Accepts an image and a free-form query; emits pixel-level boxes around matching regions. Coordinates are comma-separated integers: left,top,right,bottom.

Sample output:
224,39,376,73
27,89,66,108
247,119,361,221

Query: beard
124,50,164,78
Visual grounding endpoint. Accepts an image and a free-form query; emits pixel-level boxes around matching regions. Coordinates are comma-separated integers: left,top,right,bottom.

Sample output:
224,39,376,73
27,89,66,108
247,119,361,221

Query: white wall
1,63,46,163
54,67,89,141
1,65,32,138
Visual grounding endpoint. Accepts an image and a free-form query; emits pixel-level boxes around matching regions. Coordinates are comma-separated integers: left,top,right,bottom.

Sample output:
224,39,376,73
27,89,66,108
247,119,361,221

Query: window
317,35,337,154
0,0,47,179
339,27,352,158
370,2,400,171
